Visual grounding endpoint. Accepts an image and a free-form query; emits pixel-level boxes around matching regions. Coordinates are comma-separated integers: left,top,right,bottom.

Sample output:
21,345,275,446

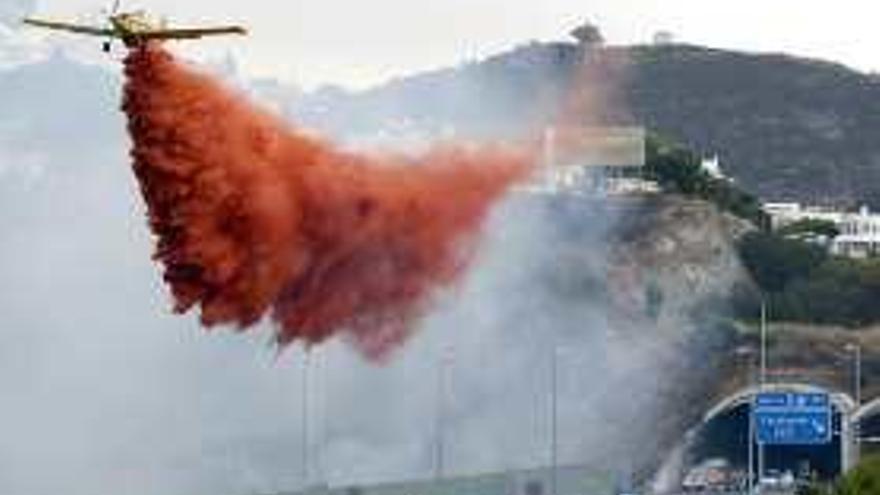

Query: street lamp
844,343,862,408
840,342,864,469
549,346,590,495
760,300,768,385
551,346,559,495
435,345,453,480
757,299,769,491
550,346,580,495
301,350,311,488
733,345,757,494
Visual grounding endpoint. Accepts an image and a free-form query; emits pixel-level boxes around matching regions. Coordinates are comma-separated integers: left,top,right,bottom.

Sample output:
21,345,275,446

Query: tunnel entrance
688,401,843,483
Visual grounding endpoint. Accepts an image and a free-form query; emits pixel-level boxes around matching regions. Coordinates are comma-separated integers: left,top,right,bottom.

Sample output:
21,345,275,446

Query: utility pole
301,351,311,489
435,345,453,480
738,346,756,495
845,343,863,452
748,396,755,495
847,343,863,408
315,350,327,485
757,299,769,491
857,344,863,408
855,343,863,451
760,300,768,384
551,346,559,495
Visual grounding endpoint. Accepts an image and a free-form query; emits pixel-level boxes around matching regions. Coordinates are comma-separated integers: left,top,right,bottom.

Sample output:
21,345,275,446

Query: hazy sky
25,0,879,89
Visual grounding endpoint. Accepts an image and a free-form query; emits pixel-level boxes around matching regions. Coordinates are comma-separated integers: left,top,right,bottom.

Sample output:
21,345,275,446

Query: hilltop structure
652,31,675,45
700,155,731,182
764,202,880,258
523,126,658,196
569,20,603,46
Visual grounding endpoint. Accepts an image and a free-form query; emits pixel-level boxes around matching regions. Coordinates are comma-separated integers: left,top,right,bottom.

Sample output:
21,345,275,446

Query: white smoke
0,39,747,495
0,0,35,27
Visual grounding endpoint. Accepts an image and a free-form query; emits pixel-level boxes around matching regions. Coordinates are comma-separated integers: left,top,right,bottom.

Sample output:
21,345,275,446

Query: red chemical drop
121,45,531,360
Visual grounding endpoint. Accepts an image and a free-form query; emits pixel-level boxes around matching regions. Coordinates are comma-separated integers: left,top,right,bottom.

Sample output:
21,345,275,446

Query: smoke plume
121,45,530,359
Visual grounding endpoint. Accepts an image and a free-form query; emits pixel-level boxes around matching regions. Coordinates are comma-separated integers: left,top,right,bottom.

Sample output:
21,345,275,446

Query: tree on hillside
735,235,880,326
644,134,768,226
737,232,827,293
779,218,840,239
570,21,604,45
644,134,705,194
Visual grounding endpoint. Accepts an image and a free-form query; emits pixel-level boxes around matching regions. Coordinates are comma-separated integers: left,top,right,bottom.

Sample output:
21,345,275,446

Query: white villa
763,202,880,259
763,202,846,229
833,206,880,258
700,155,730,181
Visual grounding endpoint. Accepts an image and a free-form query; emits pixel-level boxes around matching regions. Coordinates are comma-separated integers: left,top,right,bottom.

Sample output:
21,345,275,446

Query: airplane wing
141,26,247,41
22,18,115,37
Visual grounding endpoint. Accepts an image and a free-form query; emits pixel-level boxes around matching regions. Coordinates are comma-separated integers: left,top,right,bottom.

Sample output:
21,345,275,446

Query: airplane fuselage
109,11,163,47
23,8,247,52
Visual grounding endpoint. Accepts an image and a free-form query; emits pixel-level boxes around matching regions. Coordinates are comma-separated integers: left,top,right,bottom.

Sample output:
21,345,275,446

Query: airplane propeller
102,0,122,52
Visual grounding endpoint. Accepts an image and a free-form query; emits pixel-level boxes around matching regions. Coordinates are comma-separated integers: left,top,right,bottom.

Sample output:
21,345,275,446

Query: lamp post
551,346,559,495
845,342,863,456
435,345,453,480
760,300,768,385
550,345,581,495
845,343,862,408
301,350,311,489
734,345,757,494
757,299,769,490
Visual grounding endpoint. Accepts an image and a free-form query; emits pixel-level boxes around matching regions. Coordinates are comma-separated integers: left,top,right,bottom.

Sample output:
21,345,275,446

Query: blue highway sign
754,392,832,445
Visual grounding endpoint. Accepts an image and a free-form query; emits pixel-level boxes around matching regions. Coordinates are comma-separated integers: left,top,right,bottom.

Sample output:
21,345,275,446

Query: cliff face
603,195,752,332
525,194,750,479
613,196,751,470
291,43,880,205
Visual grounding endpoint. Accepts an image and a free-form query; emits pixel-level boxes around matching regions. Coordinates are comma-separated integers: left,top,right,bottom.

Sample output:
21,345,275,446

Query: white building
763,202,845,230
700,155,732,182
763,202,880,258
831,206,880,258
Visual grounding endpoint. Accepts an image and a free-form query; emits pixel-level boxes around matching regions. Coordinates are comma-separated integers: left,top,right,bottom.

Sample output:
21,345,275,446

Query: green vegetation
779,218,840,239
806,455,880,494
641,135,880,327
638,126,880,328
736,231,880,326
737,232,826,292
644,134,768,227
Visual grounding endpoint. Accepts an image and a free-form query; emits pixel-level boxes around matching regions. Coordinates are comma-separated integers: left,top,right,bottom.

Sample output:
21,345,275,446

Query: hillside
292,42,880,205
627,44,880,205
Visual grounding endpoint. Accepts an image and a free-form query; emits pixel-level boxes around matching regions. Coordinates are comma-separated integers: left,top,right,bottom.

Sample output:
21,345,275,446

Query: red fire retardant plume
121,45,530,360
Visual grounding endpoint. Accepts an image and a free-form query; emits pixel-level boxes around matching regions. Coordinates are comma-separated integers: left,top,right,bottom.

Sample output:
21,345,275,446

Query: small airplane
23,0,247,53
